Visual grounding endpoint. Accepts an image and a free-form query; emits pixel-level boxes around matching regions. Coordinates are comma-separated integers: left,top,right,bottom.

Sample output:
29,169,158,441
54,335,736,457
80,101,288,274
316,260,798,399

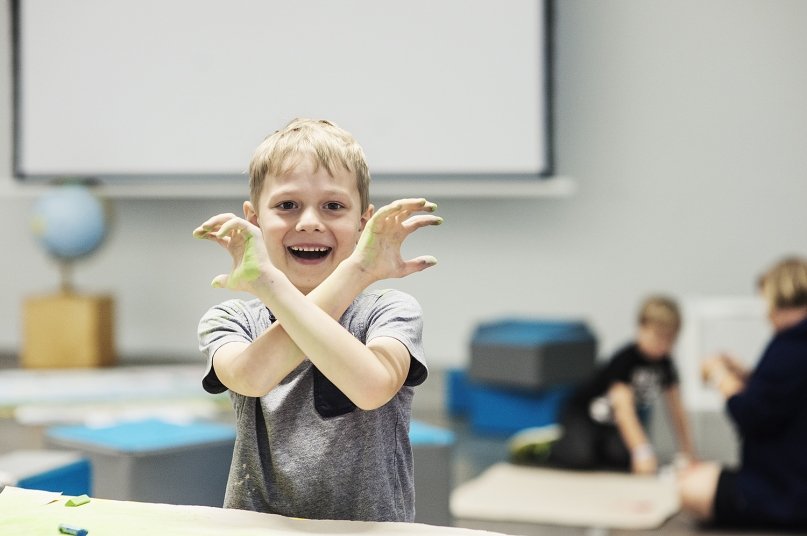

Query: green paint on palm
364,232,375,246
233,233,262,284
360,234,383,268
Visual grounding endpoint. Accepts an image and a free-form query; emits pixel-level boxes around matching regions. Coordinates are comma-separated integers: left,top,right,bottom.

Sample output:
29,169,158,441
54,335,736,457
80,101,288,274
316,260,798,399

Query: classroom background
1,1,806,534
1,0,805,369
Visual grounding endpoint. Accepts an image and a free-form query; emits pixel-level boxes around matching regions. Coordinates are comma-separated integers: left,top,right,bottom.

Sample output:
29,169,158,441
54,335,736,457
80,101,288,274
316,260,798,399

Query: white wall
2,0,806,368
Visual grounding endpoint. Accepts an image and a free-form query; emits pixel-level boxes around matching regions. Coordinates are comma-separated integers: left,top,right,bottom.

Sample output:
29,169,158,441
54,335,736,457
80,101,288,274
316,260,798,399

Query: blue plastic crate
472,319,595,347
409,420,455,446
445,368,473,417
0,450,91,496
468,383,572,437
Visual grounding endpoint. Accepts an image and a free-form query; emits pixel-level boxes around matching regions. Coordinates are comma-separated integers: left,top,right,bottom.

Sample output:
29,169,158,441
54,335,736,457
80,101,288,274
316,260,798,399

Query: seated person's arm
701,354,745,399
663,384,697,463
720,354,751,381
609,382,657,474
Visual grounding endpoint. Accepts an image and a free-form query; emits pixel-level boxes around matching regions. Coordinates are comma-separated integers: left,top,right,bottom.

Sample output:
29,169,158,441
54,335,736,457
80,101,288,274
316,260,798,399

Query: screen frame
11,0,555,188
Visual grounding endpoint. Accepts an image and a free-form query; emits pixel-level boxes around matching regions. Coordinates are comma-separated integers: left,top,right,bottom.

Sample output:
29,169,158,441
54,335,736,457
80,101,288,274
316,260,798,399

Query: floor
410,370,790,536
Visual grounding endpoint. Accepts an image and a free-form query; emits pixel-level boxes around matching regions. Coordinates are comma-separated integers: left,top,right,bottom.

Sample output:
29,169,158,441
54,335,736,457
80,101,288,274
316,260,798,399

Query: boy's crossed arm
194,198,441,408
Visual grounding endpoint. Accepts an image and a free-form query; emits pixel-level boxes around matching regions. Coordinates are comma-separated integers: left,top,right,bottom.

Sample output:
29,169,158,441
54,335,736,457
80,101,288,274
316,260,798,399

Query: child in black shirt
511,295,696,474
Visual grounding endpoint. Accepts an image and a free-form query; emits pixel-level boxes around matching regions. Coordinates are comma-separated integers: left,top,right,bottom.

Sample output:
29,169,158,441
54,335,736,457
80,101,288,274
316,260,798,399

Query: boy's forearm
217,259,374,396
253,260,402,409
305,257,375,318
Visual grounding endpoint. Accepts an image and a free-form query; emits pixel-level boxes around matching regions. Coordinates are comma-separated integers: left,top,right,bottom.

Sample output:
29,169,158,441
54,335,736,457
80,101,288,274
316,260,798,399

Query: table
0,487,511,536
0,364,230,454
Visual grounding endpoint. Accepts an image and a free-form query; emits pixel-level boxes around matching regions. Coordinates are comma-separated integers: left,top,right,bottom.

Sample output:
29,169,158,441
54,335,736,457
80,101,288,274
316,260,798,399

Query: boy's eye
324,202,344,211
276,201,297,210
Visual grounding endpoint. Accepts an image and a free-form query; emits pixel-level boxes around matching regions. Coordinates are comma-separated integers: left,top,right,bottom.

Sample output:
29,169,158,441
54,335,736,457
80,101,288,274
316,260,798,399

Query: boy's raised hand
193,213,272,293
352,198,442,281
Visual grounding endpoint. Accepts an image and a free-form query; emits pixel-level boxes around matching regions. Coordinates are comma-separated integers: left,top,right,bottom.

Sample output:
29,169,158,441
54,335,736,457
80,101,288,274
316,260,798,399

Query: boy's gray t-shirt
198,289,427,522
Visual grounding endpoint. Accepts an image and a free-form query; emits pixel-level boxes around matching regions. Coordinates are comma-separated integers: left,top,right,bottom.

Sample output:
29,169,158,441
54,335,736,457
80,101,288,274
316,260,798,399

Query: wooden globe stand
21,260,116,369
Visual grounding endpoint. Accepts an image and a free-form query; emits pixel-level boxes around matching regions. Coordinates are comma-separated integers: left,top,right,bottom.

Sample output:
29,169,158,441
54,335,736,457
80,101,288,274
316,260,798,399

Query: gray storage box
410,420,455,526
470,319,597,389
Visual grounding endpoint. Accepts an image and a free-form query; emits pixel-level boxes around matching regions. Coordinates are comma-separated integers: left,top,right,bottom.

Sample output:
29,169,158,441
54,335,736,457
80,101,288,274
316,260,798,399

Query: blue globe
31,185,107,260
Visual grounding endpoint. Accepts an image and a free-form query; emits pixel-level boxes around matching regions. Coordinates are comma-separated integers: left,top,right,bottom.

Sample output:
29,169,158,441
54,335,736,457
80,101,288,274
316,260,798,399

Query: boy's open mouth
288,246,331,260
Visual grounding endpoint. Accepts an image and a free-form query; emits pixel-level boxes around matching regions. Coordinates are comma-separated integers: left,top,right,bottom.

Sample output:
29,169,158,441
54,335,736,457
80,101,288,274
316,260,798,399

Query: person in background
679,256,807,529
511,295,696,474
194,118,442,522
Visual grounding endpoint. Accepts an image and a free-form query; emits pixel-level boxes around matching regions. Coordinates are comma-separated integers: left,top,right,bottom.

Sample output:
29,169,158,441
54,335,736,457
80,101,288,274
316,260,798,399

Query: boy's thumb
211,275,228,289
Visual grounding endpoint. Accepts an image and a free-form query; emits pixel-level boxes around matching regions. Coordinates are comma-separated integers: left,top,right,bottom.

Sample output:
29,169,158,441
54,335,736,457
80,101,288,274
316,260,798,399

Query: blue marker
58,524,89,536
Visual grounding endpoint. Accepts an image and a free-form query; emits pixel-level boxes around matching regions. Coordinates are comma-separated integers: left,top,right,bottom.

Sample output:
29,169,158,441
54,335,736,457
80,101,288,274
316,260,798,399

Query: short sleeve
197,299,264,394
364,291,428,387
604,346,637,385
662,358,679,388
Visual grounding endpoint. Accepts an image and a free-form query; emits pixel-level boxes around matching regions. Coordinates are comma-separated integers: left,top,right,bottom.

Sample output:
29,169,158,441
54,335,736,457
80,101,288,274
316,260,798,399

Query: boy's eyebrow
267,185,355,200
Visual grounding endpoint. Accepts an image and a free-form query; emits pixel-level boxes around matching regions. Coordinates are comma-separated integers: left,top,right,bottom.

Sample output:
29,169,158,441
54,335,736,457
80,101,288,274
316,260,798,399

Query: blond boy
194,118,442,521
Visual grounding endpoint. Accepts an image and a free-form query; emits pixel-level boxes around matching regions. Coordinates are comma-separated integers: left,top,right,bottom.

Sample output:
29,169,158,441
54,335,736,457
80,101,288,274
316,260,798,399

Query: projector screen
13,0,552,183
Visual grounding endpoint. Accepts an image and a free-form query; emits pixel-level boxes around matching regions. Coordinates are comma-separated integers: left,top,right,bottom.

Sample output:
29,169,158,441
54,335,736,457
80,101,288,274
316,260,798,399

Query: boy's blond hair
637,295,681,333
248,118,371,212
758,256,807,310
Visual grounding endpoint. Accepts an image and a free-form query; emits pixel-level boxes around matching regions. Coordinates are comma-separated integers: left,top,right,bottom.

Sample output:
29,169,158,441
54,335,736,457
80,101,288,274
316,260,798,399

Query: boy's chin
289,274,329,294
292,283,319,295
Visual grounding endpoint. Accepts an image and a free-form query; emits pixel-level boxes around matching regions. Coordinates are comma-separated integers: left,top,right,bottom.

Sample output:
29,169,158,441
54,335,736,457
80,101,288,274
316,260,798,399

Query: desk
0,364,230,454
0,487,510,536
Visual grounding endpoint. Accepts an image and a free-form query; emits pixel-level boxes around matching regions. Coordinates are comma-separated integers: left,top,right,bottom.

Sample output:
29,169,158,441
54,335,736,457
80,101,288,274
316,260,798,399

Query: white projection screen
13,0,552,184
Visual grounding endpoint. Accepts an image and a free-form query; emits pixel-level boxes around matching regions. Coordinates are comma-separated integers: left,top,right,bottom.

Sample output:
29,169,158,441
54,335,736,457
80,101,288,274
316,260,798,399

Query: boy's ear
243,200,259,225
359,204,375,231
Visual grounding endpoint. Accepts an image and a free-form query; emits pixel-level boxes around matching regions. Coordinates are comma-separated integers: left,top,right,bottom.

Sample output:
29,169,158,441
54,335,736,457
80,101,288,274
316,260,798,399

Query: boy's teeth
288,245,331,259
291,246,328,252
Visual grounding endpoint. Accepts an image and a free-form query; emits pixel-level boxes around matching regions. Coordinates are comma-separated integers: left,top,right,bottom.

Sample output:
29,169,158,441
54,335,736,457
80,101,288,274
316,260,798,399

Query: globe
31,184,107,260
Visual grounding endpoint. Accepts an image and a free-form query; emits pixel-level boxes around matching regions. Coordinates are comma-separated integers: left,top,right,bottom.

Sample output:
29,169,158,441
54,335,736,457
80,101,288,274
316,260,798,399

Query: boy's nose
296,206,324,232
